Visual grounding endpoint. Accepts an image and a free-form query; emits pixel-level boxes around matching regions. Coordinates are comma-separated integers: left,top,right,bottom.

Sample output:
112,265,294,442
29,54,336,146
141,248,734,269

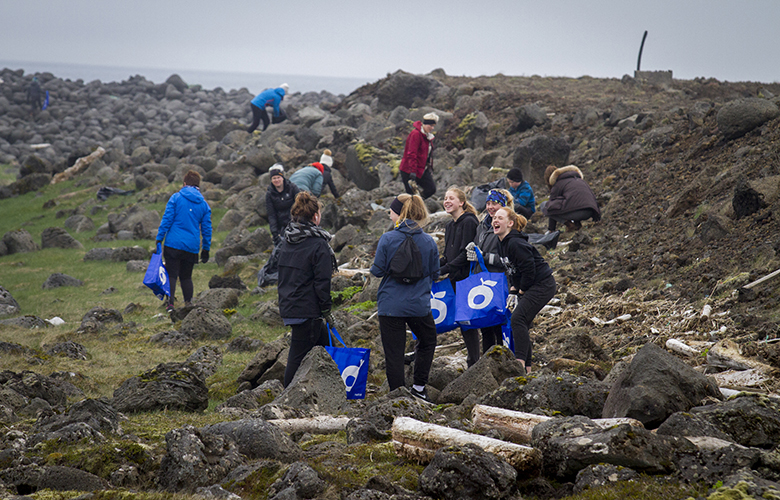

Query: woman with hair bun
277,191,337,386
370,193,440,402
492,207,556,373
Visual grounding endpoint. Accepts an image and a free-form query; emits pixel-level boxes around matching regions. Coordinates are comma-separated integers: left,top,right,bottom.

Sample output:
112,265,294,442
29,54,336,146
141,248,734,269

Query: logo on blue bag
468,278,498,309
341,357,365,392
158,266,167,285
430,290,448,324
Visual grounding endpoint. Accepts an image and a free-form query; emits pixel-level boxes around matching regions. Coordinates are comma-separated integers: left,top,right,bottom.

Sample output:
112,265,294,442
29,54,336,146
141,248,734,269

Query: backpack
389,233,425,284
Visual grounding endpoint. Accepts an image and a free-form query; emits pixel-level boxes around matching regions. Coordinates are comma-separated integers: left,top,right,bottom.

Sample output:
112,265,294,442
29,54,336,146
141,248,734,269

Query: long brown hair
446,186,478,216
291,191,321,223
396,193,429,225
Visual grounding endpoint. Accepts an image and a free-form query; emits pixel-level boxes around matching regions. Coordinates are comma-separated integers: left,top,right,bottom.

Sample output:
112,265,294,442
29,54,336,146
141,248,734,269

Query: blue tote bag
325,324,370,400
431,279,458,333
143,252,170,301
501,320,515,353
454,247,509,329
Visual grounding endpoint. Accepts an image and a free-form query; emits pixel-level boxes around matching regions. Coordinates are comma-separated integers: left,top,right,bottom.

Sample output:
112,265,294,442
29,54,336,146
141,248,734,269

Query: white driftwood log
267,416,351,434
471,405,645,445
391,416,541,471
51,147,106,184
666,338,701,357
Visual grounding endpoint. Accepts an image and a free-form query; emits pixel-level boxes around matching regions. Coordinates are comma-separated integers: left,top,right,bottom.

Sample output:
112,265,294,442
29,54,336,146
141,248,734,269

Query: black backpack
389,233,425,284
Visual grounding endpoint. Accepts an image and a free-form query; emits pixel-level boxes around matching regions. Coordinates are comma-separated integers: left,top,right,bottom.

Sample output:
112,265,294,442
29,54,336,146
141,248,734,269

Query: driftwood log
471,405,644,445
267,416,351,434
391,416,541,471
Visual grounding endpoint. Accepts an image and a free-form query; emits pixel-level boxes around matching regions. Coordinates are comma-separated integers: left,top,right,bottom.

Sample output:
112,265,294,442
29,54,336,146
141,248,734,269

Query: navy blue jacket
371,220,440,317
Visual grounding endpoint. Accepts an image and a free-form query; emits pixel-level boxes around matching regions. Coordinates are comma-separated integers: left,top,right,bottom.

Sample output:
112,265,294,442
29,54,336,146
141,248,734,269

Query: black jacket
498,230,553,292
474,215,505,273
440,211,479,282
277,233,333,318
322,166,340,198
266,179,300,240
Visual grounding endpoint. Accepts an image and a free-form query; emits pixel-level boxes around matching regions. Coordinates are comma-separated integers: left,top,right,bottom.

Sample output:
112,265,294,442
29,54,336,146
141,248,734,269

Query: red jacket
399,121,432,179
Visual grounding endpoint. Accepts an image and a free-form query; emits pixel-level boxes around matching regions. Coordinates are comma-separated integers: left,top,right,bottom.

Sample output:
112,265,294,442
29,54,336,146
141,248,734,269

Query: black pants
163,247,197,306
510,275,557,366
514,204,534,220
284,318,329,387
481,324,501,353
248,104,270,133
400,169,436,199
379,313,437,391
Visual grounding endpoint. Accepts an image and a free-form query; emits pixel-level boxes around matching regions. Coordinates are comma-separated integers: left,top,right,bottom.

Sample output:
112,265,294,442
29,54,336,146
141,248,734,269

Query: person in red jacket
399,112,438,199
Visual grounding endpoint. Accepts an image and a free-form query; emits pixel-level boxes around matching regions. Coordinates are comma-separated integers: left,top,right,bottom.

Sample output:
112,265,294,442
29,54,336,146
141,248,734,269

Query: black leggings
284,318,329,387
248,104,270,133
400,169,436,199
163,247,197,305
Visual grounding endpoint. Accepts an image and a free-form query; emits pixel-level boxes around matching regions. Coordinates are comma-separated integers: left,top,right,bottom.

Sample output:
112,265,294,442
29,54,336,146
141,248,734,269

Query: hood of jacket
550,165,583,186
396,219,423,235
502,229,528,245
179,185,205,203
310,162,325,174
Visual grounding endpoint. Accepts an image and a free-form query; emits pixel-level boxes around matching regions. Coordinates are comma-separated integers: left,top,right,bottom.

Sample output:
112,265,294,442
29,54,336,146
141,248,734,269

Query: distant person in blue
155,170,213,313
27,77,43,113
506,168,536,220
247,83,289,133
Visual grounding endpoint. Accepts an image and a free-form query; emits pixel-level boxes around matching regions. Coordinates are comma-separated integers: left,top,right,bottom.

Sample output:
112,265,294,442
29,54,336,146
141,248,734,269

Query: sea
0,60,373,96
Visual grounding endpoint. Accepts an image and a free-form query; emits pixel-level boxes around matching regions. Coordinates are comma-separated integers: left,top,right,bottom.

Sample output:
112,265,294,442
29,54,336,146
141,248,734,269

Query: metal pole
637,31,648,72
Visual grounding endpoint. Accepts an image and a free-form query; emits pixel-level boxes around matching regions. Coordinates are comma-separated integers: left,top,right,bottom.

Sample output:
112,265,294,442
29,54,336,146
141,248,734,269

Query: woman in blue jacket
247,83,289,133
370,194,439,402
156,170,212,312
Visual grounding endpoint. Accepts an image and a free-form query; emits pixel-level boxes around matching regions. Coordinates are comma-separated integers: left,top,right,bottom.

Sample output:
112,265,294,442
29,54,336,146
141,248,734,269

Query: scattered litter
540,305,563,316
666,338,701,357
30,143,50,150
589,313,631,326
46,316,65,326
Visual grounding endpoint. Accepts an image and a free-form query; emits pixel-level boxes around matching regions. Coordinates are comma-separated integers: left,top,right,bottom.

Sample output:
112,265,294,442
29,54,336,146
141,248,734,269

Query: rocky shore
2,66,780,499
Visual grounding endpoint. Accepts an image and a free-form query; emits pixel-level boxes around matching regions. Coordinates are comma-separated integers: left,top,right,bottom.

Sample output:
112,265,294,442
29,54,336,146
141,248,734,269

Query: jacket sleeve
156,195,177,242
324,170,339,198
200,204,212,251
405,131,425,178
370,234,390,277
545,182,566,213
266,192,279,238
313,241,333,313
272,93,282,117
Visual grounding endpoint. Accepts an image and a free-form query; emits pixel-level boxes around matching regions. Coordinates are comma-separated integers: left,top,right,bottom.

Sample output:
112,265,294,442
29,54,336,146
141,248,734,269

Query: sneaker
410,387,432,404
166,303,174,313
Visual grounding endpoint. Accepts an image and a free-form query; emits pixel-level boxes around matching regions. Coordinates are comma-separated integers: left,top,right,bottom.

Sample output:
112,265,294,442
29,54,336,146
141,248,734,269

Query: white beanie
280,83,290,94
319,148,333,167
422,112,439,124
269,163,284,177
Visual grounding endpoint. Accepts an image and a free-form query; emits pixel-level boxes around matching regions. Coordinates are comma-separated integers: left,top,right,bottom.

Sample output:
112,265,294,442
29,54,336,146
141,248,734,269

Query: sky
2,0,780,85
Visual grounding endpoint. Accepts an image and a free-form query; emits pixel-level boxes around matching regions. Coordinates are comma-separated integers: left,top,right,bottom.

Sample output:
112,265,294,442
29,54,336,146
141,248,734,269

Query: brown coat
544,165,601,220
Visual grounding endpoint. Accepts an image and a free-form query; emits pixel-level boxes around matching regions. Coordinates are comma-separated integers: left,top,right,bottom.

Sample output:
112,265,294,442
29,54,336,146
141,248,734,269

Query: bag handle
469,245,488,275
327,322,347,348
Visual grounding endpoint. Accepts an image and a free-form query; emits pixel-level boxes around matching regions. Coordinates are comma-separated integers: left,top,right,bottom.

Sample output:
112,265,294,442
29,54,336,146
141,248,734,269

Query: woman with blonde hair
440,186,482,366
492,207,556,373
466,188,514,353
277,191,338,386
370,193,440,402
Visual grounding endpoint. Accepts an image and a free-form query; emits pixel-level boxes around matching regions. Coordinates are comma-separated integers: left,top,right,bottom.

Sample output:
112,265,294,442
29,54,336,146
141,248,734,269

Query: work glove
323,310,338,332
408,179,419,195
156,241,162,254
466,242,478,262
506,292,519,313
201,250,209,263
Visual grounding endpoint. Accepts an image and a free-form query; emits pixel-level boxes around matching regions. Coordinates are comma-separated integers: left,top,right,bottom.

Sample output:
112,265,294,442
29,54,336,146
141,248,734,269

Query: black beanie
507,168,524,183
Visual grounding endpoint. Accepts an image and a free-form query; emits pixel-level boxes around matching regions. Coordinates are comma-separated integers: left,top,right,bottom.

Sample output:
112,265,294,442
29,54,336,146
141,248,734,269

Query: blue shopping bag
454,247,509,329
143,252,170,301
325,324,370,399
501,321,515,353
431,279,458,333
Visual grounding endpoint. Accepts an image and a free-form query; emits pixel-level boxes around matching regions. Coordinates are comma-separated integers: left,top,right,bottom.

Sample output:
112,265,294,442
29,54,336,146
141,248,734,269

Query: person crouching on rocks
155,170,212,313
370,194,440,403
399,112,438,199
493,207,556,374
277,191,338,387
247,83,289,133
540,164,601,232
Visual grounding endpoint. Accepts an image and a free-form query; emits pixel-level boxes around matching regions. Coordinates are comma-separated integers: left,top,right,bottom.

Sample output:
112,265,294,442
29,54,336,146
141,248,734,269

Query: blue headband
486,190,508,206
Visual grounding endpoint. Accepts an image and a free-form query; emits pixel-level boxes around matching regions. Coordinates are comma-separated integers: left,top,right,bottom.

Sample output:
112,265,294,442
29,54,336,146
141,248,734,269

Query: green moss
222,460,284,500
553,475,707,500
453,113,477,149
331,286,363,305
345,300,377,313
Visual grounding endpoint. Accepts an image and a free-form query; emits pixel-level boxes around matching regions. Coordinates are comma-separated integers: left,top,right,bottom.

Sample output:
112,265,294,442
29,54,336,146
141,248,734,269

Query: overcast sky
3,0,779,84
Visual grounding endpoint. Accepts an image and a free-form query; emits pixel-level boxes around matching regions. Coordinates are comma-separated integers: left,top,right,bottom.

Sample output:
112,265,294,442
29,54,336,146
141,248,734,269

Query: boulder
179,307,232,340
149,330,194,349
214,227,273,266
40,226,83,249
515,103,548,132
0,370,68,408
236,338,288,388
266,462,327,500
673,436,761,484
217,380,283,411
0,287,21,316
111,245,149,262
601,342,722,428
717,97,780,140
419,443,517,500
185,345,223,378
107,205,161,237
77,307,123,333
2,229,39,254
112,362,208,413
574,464,639,493
43,340,87,360
0,465,109,493
203,419,302,461
439,346,525,404
8,172,52,196
427,355,468,391
685,393,780,449
193,288,240,310
157,425,244,492
375,71,442,111
63,214,95,232
42,272,83,289
512,135,571,187
0,315,49,329
272,346,347,415
361,393,431,432
344,144,380,191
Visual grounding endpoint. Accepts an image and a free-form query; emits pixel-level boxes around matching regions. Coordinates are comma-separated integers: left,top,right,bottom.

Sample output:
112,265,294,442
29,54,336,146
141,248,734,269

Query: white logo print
430,290,448,324
341,357,365,391
468,278,498,309
158,266,167,285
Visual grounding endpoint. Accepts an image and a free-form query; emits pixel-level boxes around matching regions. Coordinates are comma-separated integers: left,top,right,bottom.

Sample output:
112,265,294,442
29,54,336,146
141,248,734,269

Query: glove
323,311,338,331
466,242,477,262
201,250,209,263
506,293,519,312
156,241,162,254
408,179,419,195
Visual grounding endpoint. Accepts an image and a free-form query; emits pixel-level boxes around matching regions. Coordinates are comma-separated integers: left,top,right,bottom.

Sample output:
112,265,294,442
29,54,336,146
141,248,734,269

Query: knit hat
280,83,289,94
389,197,404,216
269,163,284,178
507,168,524,183
422,112,439,125
319,149,333,167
